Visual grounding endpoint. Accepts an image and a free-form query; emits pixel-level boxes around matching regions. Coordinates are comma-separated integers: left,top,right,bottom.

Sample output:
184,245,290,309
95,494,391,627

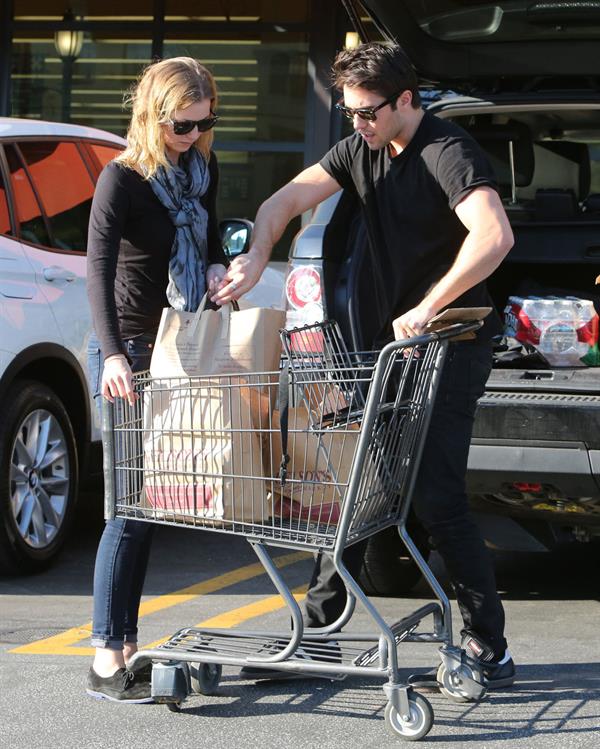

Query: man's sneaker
239,641,345,682
461,630,515,689
86,667,154,703
408,632,515,691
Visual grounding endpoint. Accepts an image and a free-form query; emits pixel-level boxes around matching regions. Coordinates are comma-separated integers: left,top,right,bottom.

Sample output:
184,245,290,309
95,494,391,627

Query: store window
217,149,304,257
163,34,308,144
13,1,153,17
163,30,309,258
11,31,151,133
10,1,316,260
164,0,309,22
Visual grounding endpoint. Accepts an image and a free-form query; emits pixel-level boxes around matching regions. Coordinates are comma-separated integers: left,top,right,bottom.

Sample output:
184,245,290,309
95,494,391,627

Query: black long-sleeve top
87,151,227,359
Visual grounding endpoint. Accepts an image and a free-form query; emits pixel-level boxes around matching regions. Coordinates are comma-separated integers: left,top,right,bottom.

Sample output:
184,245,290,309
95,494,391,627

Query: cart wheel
189,663,222,695
436,662,484,703
385,692,433,741
166,701,182,713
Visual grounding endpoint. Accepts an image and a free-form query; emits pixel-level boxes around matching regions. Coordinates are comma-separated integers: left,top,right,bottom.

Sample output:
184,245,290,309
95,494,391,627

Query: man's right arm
211,163,341,304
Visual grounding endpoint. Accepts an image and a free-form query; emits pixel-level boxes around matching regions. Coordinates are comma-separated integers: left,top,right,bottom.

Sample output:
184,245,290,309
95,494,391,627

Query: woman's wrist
104,353,127,364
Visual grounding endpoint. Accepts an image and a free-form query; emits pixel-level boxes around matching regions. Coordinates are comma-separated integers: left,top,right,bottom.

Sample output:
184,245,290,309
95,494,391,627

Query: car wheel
358,522,430,597
0,380,79,574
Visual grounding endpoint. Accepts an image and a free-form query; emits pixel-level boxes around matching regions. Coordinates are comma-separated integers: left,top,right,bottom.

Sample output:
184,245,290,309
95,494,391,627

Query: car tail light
286,264,322,308
512,482,542,493
285,264,324,325
284,264,325,352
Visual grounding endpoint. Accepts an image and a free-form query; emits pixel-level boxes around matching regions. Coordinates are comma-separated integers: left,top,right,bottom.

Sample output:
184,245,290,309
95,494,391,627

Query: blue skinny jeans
87,332,155,650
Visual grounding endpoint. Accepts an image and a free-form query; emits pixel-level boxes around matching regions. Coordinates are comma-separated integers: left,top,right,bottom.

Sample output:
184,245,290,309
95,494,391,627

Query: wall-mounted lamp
54,9,83,123
54,9,83,61
344,32,360,50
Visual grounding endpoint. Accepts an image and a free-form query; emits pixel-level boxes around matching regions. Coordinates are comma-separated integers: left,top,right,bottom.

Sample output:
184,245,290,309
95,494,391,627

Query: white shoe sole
86,687,154,703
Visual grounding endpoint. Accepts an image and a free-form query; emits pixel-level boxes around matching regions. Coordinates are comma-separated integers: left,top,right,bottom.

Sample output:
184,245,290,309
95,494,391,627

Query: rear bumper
472,390,600,449
467,441,600,498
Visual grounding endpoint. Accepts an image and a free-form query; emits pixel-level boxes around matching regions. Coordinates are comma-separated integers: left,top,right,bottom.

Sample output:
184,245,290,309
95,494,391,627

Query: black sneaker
240,642,345,682
461,631,515,689
86,667,154,703
408,633,515,691
127,661,153,682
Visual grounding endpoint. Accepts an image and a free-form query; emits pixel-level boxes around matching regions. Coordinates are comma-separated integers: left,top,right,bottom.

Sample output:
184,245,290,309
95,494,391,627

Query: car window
18,140,95,253
87,143,123,171
590,144,600,194
0,165,11,236
5,144,51,247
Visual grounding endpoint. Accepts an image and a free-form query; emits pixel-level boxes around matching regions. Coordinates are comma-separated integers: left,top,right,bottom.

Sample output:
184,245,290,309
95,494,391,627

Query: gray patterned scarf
147,148,210,312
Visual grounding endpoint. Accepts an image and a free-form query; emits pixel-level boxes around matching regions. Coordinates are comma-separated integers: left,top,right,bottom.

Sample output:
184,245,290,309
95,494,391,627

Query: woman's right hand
101,354,136,405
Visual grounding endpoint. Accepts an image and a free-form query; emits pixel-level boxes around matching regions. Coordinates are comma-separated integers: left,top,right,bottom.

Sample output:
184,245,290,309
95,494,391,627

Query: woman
85,57,227,702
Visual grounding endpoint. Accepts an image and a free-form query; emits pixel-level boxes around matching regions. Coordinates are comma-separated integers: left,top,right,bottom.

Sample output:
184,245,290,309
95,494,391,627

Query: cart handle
391,319,483,349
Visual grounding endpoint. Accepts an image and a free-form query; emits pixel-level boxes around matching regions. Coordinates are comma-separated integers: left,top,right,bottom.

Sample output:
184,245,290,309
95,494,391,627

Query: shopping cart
102,320,486,741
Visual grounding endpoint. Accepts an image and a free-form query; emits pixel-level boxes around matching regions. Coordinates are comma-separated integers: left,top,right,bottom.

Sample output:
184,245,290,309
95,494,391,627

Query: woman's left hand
206,264,227,295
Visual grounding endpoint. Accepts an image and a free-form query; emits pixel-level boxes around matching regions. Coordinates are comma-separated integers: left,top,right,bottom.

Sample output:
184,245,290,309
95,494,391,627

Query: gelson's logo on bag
295,469,334,483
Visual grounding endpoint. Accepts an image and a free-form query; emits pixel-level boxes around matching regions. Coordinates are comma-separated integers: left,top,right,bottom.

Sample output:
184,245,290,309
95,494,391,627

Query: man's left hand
392,305,435,340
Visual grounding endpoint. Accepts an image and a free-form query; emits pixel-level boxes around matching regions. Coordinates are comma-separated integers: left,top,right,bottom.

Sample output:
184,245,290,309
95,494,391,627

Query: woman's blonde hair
116,57,217,178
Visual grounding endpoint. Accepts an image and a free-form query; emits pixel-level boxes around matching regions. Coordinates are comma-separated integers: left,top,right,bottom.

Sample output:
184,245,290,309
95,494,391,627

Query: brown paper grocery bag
241,384,360,524
149,294,286,379
141,378,269,524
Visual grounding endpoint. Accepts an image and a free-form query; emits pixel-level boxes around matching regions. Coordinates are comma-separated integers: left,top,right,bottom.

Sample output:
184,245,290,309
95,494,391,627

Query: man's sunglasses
335,92,402,122
168,113,219,135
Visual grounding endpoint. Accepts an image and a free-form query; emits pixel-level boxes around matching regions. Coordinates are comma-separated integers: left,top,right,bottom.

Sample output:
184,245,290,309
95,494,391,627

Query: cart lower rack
102,320,486,741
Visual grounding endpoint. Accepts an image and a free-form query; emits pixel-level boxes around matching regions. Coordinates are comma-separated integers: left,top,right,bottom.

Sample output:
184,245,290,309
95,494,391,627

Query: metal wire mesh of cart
102,320,446,550
278,321,445,546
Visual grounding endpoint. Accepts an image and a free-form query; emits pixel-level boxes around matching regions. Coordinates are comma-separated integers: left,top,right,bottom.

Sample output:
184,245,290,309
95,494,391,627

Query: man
213,42,515,689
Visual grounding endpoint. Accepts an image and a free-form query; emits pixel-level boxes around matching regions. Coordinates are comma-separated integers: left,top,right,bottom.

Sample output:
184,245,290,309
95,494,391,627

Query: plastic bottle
539,298,578,365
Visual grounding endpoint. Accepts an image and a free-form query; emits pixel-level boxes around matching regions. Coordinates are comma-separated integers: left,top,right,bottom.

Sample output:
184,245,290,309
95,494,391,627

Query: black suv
282,0,600,594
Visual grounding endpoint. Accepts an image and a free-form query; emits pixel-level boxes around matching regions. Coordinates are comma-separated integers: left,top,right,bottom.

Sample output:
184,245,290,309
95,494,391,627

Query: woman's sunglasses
335,92,401,123
168,113,219,135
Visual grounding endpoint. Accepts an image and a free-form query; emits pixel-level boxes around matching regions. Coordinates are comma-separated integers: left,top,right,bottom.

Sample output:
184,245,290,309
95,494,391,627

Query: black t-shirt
87,151,227,359
319,110,502,343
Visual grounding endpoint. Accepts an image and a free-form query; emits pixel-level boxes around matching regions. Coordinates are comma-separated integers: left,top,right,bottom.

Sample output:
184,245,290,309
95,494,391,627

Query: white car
0,118,126,573
0,118,284,574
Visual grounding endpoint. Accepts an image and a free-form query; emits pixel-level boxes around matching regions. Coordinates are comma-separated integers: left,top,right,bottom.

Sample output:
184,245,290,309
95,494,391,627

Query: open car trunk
436,103,600,386
330,101,600,502
436,103,600,467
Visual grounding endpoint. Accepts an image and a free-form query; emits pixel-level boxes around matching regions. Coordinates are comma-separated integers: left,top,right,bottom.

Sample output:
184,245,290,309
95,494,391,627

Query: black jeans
303,340,508,656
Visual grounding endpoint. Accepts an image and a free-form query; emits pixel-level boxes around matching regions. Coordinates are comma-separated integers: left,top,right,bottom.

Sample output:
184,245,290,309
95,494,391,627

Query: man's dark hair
332,42,421,109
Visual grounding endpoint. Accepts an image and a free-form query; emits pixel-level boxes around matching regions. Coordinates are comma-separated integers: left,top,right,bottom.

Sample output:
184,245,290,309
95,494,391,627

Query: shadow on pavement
170,663,600,743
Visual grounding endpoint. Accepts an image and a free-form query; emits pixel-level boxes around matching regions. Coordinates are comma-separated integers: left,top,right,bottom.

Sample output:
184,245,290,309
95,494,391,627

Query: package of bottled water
504,295,599,366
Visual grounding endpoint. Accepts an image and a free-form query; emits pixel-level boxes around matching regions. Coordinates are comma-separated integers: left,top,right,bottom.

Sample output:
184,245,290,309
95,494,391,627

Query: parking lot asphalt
1,492,599,749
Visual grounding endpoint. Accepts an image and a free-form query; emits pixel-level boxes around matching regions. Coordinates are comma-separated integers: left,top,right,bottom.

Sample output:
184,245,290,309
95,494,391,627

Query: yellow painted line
142,587,308,650
9,551,310,656
9,625,96,657
198,588,307,629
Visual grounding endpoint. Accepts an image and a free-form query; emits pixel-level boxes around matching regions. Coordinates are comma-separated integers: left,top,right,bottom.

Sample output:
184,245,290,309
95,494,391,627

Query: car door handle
43,266,76,282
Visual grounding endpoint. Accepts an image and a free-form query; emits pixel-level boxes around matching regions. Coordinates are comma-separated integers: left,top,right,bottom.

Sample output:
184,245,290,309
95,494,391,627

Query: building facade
1,1,361,257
